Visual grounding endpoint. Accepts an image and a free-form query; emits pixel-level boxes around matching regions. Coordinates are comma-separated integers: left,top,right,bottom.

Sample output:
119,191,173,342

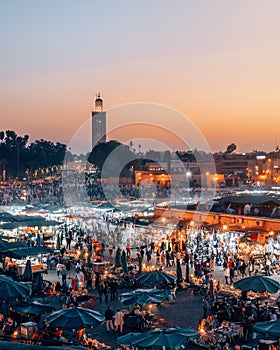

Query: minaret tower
92,92,106,148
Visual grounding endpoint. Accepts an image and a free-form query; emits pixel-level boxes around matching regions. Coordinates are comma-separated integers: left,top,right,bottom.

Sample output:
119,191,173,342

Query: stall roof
11,215,45,222
0,239,27,252
0,219,61,230
0,341,85,350
220,194,280,206
3,246,53,259
0,212,14,222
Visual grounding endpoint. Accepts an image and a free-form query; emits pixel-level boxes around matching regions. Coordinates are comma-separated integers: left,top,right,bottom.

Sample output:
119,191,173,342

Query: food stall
4,256,47,276
238,233,267,260
82,337,111,350
17,259,47,275
196,320,242,348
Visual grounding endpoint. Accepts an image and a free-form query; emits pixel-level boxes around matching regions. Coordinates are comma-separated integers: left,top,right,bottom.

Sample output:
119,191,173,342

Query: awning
2,246,53,259
0,240,27,252
0,219,61,230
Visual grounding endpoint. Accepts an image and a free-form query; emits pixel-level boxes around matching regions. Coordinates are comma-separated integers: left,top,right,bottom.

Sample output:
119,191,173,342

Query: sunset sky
1,0,280,154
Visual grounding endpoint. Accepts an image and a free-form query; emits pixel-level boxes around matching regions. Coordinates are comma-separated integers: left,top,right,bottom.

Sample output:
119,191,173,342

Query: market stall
196,320,242,348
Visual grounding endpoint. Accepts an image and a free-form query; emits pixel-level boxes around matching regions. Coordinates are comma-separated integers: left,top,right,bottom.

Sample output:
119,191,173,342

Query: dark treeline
0,130,66,180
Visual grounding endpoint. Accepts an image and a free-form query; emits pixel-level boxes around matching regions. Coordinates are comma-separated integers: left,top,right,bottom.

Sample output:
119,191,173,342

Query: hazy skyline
1,0,280,153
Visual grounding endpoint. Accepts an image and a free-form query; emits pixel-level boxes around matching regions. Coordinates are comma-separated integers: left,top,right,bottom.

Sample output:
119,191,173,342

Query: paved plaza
41,255,280,348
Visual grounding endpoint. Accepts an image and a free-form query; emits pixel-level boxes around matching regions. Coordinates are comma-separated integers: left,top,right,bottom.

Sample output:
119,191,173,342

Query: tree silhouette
0,130,66,180
225,143,237,154
88,140,136,178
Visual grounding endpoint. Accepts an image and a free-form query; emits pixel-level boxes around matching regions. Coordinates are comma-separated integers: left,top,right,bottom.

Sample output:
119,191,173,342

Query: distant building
214,152,280,186
213,153,254,186
214,153,251,176
92,93,106,148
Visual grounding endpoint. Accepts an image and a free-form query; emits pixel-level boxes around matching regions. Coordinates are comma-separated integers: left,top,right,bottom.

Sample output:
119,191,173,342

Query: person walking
115,309,124,333
105,306,115,332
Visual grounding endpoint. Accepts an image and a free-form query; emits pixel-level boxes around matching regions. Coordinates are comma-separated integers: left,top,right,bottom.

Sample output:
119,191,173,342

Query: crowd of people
0,178,62,205
1,190,280,349
0,176,170,206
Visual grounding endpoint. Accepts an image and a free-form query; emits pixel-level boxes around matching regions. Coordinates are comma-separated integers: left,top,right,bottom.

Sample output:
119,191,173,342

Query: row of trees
0,130,66,180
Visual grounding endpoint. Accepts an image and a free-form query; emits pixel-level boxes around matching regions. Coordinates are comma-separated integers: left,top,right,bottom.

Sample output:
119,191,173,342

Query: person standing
170,251,175,266
224,266,230,285
115,308,124,333
78,270,85,288
75,261,81,274
86,270,92,290
165,251,171,267
113,279,119,300
277,293,280,311
98,283,104,304
61,266,68,284
210,255,215,271
156,250,160,266
126,243,131,258
66,232,72,250
230,266,235,285
248,259,254,276
109,245,114,259
65,260,71,279
62,291,71,309
240,260,247,277
105,306,115,332
265,257,271,276
56,263,61,278
91,271,96,290
104,282,110,304
71,276,77,291
110,279,115,301
140,248,144,260
146,249,152,264
160,250,166,267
